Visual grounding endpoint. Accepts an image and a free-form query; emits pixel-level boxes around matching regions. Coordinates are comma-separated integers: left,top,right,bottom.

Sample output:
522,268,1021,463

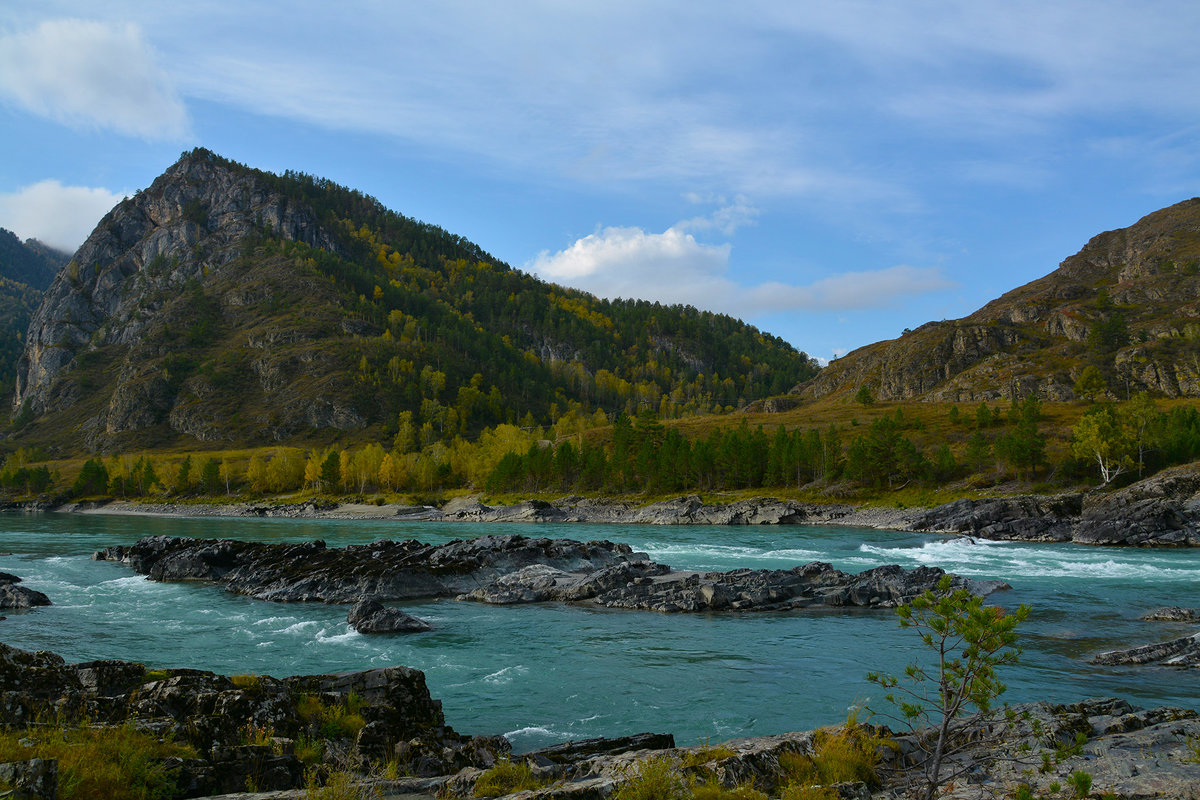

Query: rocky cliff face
796,198,1200,402
13,150,350,447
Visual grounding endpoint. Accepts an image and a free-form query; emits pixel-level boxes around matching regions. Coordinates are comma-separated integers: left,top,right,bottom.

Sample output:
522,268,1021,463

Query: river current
0,512,1196,751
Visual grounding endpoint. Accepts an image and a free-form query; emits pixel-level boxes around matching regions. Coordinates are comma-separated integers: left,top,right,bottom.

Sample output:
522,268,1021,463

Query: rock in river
347,598,433,634
94,533,1001,614
1092,632,1200,667
0,572,51,610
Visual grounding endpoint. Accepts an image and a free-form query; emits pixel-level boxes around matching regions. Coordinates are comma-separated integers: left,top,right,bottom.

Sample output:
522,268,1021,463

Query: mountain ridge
9,149,818,454
794,197,1200,403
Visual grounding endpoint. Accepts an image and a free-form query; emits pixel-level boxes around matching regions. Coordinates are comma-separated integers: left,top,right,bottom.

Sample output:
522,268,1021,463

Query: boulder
0,758,57,800
1142,606,1200,622
346,598,432,634
1091,632,1200,667
0,572,51,610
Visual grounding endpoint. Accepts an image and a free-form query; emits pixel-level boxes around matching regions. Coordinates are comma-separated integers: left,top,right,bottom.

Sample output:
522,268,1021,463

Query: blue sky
2,2,1199,363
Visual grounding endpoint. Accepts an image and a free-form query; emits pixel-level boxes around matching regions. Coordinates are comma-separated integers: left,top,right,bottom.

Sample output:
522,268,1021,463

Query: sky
2,2,1200,363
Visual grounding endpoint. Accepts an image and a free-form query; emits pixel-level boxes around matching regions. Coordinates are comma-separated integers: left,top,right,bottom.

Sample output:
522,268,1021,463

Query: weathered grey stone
0,572,51,609
1092,632,1200,667
0,758,57,800
94,533,638,603
1142,606,1200,622
346,598,432,634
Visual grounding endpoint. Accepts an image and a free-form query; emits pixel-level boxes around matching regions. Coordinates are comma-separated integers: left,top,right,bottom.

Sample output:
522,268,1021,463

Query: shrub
778,722,881,790
690,775,767,800
613,756,690,800
231,673,261,689
868,575,1029,800
680,744,737,768
473,760,544,797
779,787,838,800
297,693,366,739
303,765,380,800
1068,770,1092,798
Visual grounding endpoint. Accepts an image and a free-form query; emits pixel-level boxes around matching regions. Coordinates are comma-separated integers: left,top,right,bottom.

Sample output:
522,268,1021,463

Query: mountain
0,227,66,291
11,149,818,454
795,198,1200,403
0,229,68,401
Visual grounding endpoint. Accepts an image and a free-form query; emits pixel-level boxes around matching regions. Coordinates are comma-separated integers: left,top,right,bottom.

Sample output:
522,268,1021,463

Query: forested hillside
9,149,818,455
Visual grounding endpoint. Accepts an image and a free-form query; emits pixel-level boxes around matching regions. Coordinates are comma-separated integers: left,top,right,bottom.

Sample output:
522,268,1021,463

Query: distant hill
0,229,68,401
0,227,66,291
795,198,1200,403
11,149,818,454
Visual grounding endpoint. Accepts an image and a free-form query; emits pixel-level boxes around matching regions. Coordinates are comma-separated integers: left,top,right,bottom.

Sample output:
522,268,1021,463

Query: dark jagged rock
524,733,677,767
94,532,996,616
906,494,1081,542
1142,606,1200,622
0,572,51,609
1073,464,1200,546
447,699,1200,800
903,463,1200,547
1092,632,1200,667
459,561,1006,613
346,598,432,634
93,533,639,603
0,641,506,794
0,758,56,800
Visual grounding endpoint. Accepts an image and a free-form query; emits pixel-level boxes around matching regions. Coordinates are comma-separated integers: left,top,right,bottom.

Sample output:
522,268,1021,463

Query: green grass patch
0,721,196,800
472,760,546,797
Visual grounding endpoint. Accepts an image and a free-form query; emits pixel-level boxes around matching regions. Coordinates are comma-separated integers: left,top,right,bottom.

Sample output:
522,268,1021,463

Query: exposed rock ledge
0,641,505,797
3,642,1197,800
92,534,999,613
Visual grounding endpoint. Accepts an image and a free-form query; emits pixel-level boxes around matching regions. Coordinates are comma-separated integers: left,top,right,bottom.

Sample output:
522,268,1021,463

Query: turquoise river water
0,512,1197,751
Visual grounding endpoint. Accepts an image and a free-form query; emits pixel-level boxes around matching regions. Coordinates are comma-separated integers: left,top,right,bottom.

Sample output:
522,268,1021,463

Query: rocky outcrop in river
347,598,433,634
459,561,1006,613
1092,633,1200,667
93,533,995,614
0,572,50,610
93,534,639,603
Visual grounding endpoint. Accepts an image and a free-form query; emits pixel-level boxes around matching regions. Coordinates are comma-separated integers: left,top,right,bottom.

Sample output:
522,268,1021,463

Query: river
0,512,1196,751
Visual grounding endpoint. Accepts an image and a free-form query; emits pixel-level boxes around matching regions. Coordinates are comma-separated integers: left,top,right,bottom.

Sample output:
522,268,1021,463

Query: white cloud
0,180,124,253
531,225,730,285
530,221,955,318
0,18,187,139
676,195,759,236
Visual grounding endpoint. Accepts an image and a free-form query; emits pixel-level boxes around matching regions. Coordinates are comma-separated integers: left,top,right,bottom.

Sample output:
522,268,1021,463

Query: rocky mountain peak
14,149,340,418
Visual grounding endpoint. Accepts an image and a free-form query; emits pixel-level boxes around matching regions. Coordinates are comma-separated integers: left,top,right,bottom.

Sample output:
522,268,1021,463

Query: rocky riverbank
11,460,1200,547
2,642,1197,800
0,641,506,798
93,533,1001,616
